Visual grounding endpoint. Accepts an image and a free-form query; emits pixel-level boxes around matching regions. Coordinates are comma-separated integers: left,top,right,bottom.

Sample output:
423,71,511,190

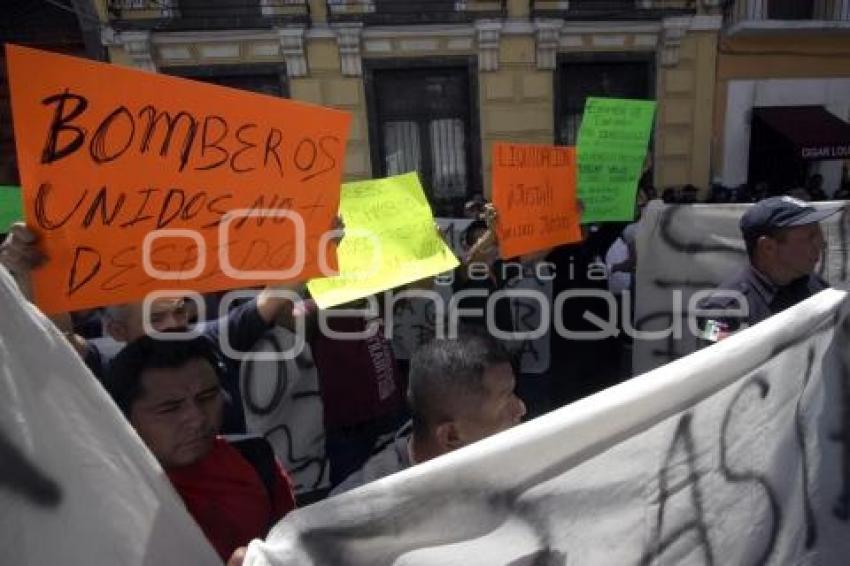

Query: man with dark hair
0,222,302,433
104,335,296,562
331,333,526,495
696,196,839,343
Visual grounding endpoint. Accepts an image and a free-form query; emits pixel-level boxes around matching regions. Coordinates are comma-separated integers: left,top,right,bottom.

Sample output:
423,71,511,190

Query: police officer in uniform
697,196,839,344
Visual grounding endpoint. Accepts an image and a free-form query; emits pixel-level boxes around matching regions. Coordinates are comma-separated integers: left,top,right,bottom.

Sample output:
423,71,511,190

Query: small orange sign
492,142,581,259
6,45,351,314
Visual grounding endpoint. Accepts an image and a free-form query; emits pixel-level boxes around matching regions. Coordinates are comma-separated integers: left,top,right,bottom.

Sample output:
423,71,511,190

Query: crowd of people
0,213,534,563
0,177,844,563
654,172,850,205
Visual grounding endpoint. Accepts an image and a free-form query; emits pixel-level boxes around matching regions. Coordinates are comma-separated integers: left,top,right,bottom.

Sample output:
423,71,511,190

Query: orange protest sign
6,45,350,314
492,142,581,259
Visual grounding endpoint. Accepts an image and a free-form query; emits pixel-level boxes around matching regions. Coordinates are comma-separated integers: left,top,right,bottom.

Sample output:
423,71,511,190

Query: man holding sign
306,171,457,484
0,221,306,433
3,45,351,433
481,142,582,338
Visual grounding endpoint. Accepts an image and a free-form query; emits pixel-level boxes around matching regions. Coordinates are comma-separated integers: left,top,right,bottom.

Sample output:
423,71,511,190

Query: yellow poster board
308,172,458,308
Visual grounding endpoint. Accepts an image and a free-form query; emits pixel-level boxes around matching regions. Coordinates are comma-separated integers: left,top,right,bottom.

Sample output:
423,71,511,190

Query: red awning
753,106,850,161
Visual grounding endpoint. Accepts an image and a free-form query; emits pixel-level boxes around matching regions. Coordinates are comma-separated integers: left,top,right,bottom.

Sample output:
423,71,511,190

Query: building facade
0,1,99,186
15,1,725,212
714,0,850,195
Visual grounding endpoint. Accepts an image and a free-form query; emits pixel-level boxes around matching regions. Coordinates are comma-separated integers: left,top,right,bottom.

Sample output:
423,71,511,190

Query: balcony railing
725,0,850,30
530,0,695,20
326,0,507,25
106,0,311,31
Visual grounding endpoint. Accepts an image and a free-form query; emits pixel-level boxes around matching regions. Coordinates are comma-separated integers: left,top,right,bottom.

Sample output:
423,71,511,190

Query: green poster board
577,97,656,222
0,186,22,232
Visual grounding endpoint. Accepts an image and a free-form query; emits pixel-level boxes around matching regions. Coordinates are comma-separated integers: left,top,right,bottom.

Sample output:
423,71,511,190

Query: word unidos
33,183,302,233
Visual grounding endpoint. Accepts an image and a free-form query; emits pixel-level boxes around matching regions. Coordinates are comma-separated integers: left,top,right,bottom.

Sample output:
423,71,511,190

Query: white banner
246,287,850,565
634,201,850,375
240,328,330,495
0,266,218,565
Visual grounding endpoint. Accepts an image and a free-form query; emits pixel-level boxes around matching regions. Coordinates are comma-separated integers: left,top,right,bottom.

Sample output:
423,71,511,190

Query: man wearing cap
696,196,837,344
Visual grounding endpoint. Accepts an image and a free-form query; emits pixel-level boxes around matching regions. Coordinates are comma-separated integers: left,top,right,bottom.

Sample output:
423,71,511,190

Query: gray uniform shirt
331,422,413,496
696,264,827,343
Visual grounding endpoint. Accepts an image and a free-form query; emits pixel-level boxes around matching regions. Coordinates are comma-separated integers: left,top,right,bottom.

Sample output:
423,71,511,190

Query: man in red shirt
105,335,296,561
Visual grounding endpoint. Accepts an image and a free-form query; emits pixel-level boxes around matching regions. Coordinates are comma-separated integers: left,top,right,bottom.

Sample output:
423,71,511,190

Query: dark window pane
178,0,263,20
557,60,652,145
768,0,814,19
369,66,474,215
193,74,285,97
376,68,468,118
163,66,288,98
374,1,456,14
570,1,634,9
429,118,466,201
384,121,421,175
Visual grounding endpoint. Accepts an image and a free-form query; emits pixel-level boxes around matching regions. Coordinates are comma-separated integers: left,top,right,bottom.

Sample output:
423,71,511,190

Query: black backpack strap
229,436,278,518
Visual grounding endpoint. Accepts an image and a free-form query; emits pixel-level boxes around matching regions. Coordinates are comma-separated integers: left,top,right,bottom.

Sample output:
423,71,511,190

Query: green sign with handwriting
577,97,656,222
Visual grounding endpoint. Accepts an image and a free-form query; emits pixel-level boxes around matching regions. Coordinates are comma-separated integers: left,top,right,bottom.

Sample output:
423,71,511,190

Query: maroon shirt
167,438,295,561
311,316,403,430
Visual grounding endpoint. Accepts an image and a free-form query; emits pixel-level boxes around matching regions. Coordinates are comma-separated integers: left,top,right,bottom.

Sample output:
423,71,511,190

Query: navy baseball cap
740,196,839,241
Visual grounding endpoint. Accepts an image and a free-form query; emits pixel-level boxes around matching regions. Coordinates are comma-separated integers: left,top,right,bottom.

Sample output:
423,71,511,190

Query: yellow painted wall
106,47,136,68
91,0,109,20
479,36,554,197
506,0,530,18
292,40,371,180
655,31,719,191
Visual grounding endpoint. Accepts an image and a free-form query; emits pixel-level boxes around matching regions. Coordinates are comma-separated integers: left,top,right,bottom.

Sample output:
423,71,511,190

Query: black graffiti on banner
719,374,781,563
658,206,745,256
640,413,715,566
240,330,328,491
0,430,62,507
794,347,818,548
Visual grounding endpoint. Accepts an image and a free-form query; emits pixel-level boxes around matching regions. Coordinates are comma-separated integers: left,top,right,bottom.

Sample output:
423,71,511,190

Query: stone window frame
363,57,482,217
553,51,657,147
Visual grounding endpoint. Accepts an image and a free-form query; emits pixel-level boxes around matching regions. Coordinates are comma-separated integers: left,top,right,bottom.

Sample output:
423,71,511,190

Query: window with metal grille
555,56,654,146
768,0,814,20
365,62,480,217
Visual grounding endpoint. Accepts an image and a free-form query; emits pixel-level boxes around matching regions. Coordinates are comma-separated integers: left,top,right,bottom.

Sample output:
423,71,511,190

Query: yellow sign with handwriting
307,172,459,309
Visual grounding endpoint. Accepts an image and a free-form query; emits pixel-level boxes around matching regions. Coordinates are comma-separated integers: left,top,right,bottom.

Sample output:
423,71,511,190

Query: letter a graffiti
640,413,715,566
